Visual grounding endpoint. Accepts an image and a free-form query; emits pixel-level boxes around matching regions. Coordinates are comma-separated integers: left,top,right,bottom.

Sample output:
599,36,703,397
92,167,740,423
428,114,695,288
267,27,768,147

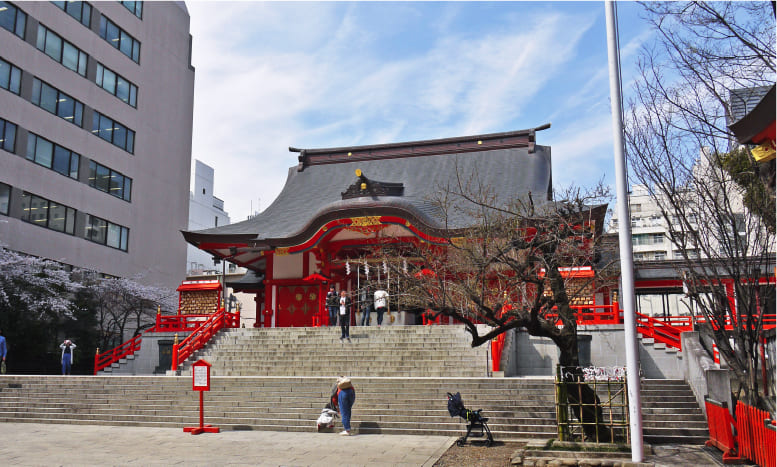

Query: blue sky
187,1,654,222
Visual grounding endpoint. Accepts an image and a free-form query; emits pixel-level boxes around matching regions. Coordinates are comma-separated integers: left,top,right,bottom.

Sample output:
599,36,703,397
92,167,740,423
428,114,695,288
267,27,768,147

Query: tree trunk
558,345,612,443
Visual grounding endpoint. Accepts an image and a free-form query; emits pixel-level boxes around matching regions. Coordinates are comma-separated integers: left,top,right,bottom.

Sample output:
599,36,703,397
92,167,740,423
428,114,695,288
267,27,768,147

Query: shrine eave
729,85,776,145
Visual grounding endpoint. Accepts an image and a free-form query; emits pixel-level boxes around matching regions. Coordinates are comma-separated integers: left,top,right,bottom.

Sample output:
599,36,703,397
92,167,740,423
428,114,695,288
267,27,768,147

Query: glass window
95,164,110,192
0,57,21,94
36,25,88,77
62,42,79,72
91,111,135,152
103,67,116,93
26,133,79,180
0,1,26,38
44,32,62,62
52,145,70,176
113,124,127,149
116,76,129,101
39,81,58,114
99,15,140,63
94,62,138,107
34,138,53,168
0,118,16,153
120,227,128,251
123,178,131,201
88,160,132,201
53,1,91,28
120,1,142,19
0,182,9,215
65,207,75,234
48,202,66,232
85,215,107,244
98,114,112,142
107,223,121,248
31,78,83,127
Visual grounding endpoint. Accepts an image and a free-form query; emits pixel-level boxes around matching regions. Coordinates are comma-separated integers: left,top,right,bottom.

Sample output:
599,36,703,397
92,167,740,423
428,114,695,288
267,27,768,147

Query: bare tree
625,1,776,410
364,177,618,440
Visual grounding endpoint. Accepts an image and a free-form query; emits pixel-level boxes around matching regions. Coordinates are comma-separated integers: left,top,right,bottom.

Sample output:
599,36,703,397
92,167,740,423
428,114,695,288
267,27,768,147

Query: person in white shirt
374,289,388,326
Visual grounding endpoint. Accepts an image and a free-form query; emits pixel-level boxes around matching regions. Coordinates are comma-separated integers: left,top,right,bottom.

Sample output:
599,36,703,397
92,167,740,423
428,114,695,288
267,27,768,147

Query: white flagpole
605,1,644,461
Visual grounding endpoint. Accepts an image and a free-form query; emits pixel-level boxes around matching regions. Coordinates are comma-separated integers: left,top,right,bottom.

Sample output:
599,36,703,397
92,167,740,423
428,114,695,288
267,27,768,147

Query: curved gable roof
183,126,552,250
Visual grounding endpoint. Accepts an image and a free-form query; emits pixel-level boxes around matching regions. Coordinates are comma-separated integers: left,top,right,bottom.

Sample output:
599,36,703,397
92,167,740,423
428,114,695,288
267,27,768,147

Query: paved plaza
0,422,729,466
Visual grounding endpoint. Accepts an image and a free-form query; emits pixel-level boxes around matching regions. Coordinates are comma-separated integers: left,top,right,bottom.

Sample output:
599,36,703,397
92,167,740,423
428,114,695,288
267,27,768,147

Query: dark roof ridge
290,124,550,171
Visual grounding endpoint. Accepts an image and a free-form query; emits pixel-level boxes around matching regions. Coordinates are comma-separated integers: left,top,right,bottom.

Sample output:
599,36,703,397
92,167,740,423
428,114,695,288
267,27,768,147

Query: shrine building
183,126,557,327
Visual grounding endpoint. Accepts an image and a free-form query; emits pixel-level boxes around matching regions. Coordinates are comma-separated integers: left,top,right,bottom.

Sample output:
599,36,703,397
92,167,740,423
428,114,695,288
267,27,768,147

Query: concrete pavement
0,423,455,466
0,422,731,466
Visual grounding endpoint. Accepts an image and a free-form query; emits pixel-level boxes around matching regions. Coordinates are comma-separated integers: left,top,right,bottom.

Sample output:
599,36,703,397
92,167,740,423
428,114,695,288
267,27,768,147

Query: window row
632,233,665,246
20,192,77,235
13,190,129,251
88,161,131,201
52,1,91,28
32,77,84,127
0,182,9,215
0,117,16,153
37,23,89,77
0,56,21,95
92,111,134,153
0,1,26,39
96,63,137,107
99,15,140,63
120,1,143,19
26,132,80,179
85,214,128,251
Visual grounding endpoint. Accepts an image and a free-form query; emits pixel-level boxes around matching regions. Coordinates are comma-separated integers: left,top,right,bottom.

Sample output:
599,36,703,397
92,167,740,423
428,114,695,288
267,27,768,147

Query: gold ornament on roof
350,216,381,227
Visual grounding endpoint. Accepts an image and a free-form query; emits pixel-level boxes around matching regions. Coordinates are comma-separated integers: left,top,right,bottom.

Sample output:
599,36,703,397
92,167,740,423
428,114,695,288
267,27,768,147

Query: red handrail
635,311,683,350
93,334,143,375
153,314,213,332
171,307,240,371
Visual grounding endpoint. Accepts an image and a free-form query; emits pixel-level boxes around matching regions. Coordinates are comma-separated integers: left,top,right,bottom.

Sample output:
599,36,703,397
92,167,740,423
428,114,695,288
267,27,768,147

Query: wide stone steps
0,375,558,440
180,326,490,377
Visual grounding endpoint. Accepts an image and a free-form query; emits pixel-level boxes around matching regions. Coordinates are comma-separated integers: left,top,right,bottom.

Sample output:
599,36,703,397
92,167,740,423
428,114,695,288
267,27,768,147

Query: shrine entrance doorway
276,284,319,327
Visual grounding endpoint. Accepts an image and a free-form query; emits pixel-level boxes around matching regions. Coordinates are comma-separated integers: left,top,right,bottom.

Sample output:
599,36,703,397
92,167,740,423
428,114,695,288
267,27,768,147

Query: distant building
0,2,195,288
607,185,686,261
186,160,233,276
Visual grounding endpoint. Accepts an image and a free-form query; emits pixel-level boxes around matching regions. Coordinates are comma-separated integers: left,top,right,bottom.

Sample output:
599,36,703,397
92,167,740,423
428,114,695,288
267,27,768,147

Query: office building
0,1,194,288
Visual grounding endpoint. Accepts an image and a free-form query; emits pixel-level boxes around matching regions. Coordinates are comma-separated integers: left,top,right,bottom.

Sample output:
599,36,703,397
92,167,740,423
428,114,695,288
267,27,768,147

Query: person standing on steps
374,288,388,326
0,329,7,374
360,287,373,326
336,376,356,435
326,285,339,327
60,339,76,375
338,290,352,341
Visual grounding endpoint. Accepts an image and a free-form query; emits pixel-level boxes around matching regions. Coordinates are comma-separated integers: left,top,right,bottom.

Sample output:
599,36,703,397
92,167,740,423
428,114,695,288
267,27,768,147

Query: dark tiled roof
729,85,775,145
728,85,772,124
183,127,552,248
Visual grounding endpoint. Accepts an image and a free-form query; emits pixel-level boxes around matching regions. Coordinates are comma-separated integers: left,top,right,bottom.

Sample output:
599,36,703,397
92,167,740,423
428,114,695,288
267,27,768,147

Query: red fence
93,334,142,375
171,308,240,372
736,402,777,467
635,311,683,350
704,397,742,463
705,396,776,466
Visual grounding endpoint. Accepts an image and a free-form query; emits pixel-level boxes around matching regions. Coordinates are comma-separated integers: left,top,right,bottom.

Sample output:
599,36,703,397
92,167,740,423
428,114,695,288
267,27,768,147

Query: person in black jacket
338,290,352,341
325,285,339,326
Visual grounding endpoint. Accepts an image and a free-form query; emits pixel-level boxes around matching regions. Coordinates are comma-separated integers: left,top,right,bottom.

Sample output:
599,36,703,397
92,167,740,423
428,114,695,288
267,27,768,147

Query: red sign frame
192,359,211,391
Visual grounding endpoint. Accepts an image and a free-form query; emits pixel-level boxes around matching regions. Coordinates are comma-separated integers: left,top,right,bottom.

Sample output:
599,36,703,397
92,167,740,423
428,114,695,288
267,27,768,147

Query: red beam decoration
177,280,222,292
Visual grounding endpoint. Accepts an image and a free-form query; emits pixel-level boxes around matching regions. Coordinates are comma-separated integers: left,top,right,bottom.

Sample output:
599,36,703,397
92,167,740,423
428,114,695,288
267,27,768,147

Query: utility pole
605,1,644,461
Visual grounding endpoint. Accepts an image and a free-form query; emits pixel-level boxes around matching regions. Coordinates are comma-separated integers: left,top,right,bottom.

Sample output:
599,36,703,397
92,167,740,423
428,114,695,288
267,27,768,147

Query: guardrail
171,307,240,372
93,334,142,375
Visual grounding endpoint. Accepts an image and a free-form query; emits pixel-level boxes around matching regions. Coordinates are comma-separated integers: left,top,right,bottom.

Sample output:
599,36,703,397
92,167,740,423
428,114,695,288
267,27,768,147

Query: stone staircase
0,375,558,439
179,326,491,377
0,325,708,443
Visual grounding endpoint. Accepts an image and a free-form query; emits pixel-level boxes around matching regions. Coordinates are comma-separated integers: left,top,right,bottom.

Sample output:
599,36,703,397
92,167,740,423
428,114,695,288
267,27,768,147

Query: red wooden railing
171,307,240,372
93,334,143,375
635,311,684,350
704,397,743,463
736,402,777,467
153,313,213,332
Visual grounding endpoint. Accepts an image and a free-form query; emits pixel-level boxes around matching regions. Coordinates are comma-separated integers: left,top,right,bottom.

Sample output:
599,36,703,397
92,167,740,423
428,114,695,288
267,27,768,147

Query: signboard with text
191,359,211,391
